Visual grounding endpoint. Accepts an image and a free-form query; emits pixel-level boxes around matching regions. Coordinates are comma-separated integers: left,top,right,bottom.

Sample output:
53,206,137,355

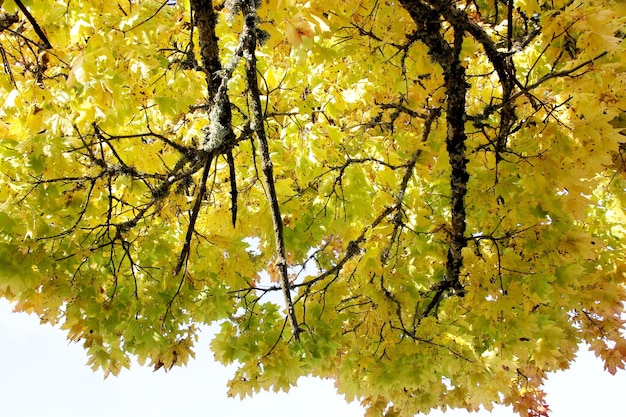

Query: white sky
1,298,625,417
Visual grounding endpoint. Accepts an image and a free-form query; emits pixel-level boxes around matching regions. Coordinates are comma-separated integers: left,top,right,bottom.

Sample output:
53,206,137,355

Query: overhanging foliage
0,1,625,416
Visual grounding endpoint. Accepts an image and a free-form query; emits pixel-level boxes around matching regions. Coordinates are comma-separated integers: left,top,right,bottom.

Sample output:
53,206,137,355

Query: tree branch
399,0,468,298
13,0,51,49
241,1,301,341
172,154,214,277
191,0,222,96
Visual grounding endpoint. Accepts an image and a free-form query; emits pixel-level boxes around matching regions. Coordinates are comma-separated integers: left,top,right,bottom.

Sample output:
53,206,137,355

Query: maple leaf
285,13,316,46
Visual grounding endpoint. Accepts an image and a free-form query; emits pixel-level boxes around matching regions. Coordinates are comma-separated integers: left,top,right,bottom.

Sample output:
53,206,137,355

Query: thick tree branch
241,2,301,341
191,0,222,96
428,0,517,167
399,0,468,299
442,28,469,298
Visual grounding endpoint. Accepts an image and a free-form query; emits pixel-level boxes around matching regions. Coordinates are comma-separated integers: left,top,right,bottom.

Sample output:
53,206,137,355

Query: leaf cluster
0,0,625,416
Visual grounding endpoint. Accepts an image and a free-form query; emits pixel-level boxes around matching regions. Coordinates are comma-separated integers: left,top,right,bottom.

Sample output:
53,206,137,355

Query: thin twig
13,0,52,49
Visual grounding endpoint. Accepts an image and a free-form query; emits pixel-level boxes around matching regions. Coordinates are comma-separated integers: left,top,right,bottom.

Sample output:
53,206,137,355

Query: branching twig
381,107,442,264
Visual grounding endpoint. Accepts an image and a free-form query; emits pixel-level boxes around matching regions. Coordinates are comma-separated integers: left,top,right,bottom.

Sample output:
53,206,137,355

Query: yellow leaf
285,14,316,46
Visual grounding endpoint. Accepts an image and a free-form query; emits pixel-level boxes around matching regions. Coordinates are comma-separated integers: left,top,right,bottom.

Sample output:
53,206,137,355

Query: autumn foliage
1,0,625,416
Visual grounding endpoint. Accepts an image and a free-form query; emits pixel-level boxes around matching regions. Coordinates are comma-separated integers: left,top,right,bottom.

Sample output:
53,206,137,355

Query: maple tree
0,0,625,415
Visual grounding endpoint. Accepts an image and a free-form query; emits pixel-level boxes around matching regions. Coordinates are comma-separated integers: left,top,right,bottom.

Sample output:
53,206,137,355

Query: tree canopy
1,0,625,415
